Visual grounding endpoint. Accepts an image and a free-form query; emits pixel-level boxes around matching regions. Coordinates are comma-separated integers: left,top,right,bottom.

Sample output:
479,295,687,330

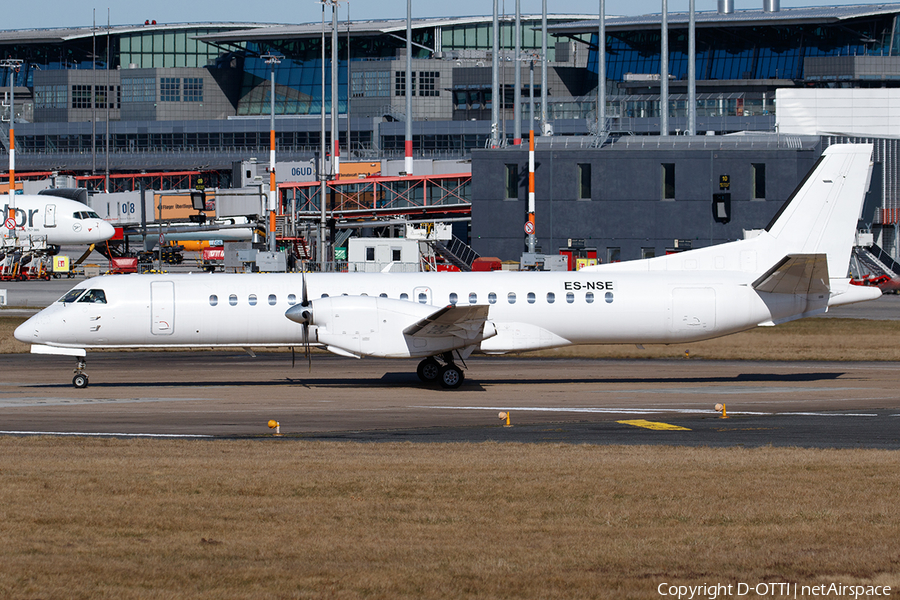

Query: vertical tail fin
765,143,873,279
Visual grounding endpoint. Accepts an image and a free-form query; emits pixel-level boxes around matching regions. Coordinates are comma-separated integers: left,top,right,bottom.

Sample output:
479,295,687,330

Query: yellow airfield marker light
267,420,282,435
498,412,512,427
684,349,690,359
617,419,691,431
714,403,728,419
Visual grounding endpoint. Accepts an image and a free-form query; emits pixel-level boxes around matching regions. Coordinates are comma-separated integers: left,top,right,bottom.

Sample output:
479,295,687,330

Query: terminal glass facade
588,14,900,81
118,28,230,68
236,29,433,117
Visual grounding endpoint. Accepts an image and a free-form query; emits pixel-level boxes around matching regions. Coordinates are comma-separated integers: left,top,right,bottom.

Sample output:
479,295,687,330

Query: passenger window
605,292,614,304
249,294,258,306
321,293,329,298
229,294,238,306
268,294,277,306
78,289,107,304
209,294,218,306
379,293,388,298
586,292,594,304
488,292,497,304
287,294,297,305
566,292,574,304
469,292,477,304
418,292,427,304
508,292,516,304
400,293,409,300
449,292,458,305
547,292,555,304
527,292,536,304
59,289,86,303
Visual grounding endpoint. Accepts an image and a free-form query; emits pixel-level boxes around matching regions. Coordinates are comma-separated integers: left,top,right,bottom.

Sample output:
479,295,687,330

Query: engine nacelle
303,296,465,358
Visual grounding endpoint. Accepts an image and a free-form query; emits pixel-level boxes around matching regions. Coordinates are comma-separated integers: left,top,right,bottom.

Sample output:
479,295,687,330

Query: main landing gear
416,352,465,389
73,358,89,389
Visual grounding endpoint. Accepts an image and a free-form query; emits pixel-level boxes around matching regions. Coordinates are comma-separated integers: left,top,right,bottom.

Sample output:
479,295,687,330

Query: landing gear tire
73,373,89,389
439,364,464,389
417,358,441,383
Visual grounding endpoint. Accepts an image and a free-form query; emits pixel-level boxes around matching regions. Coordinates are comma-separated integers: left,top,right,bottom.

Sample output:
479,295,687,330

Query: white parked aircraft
2,194,116,247
15,144,881,389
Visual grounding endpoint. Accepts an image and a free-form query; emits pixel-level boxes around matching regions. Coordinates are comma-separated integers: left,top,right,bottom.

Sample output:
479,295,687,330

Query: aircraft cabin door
414,286,432,305
45,204,57,227
150,281,175,335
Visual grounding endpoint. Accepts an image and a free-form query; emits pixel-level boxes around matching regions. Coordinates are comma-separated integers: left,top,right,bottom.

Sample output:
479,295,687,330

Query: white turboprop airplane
15,144,881,389
2,194,116,247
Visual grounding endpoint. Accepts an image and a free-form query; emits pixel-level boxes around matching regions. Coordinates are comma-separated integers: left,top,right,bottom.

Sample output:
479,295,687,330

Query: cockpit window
59,289,86,303
73,211,102,220
77,289,107,304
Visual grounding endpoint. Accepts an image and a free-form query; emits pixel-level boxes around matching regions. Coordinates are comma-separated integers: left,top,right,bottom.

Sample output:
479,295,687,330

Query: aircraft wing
752,254,830,295
403,304,493,342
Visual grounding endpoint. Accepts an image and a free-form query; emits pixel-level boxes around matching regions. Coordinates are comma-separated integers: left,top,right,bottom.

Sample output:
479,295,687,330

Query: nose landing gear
73,359,89,389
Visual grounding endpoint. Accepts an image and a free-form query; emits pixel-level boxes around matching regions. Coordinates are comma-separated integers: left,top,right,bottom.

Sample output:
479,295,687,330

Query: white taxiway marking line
414,406,879,417
0,430,213,438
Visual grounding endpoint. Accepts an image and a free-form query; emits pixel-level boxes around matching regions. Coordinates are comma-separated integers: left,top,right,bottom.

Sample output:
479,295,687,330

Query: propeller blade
301,270,309,307
303,323,311,372
291,346,295,369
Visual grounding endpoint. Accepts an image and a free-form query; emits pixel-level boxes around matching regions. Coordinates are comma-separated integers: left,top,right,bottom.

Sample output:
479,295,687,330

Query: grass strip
1,438,898,599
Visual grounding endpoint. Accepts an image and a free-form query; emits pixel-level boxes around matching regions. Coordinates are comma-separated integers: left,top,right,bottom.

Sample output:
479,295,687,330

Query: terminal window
577,163,591,200
505,164,519,200
160,78,180,102
394,71,408,97
71,85,91,109
183,78,203,102
661,163,675,200
122,78,156,103
752,163,766,199
418,71,439,97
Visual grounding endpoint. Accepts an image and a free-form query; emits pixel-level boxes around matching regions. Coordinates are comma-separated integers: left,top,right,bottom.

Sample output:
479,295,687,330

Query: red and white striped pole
526,58,536,253
527,127,536,252
3,60,23,238
263,54,282,254
404,0,413,176
331,1,340,180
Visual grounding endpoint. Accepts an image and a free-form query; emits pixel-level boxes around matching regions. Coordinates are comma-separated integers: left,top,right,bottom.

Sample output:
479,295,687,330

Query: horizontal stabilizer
403,304,492,342
752,254,830,295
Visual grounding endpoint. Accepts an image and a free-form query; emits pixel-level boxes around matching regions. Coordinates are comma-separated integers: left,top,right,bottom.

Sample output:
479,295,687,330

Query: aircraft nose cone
14,318,36,344
97,220,116,241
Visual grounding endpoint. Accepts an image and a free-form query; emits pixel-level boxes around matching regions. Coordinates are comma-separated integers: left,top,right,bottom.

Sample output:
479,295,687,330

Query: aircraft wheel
73,373,89,389
417,358,441,383
439,364,464,389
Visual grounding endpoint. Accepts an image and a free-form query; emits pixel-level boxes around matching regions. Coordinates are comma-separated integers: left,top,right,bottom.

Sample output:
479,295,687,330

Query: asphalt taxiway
1,352,898,447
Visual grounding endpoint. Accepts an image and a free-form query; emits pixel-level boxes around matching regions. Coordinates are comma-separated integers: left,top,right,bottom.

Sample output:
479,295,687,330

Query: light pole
1,58,22,237
319,1,328,270
598,0,606,138
262,53,282,254
405,0,413,175
513,0,521,146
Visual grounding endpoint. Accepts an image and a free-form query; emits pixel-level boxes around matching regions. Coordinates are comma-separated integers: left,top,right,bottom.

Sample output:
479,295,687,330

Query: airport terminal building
1,5,899,263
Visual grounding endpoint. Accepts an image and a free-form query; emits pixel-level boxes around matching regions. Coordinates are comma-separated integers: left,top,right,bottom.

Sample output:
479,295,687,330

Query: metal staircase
854,243,900,280
429,235,479,271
